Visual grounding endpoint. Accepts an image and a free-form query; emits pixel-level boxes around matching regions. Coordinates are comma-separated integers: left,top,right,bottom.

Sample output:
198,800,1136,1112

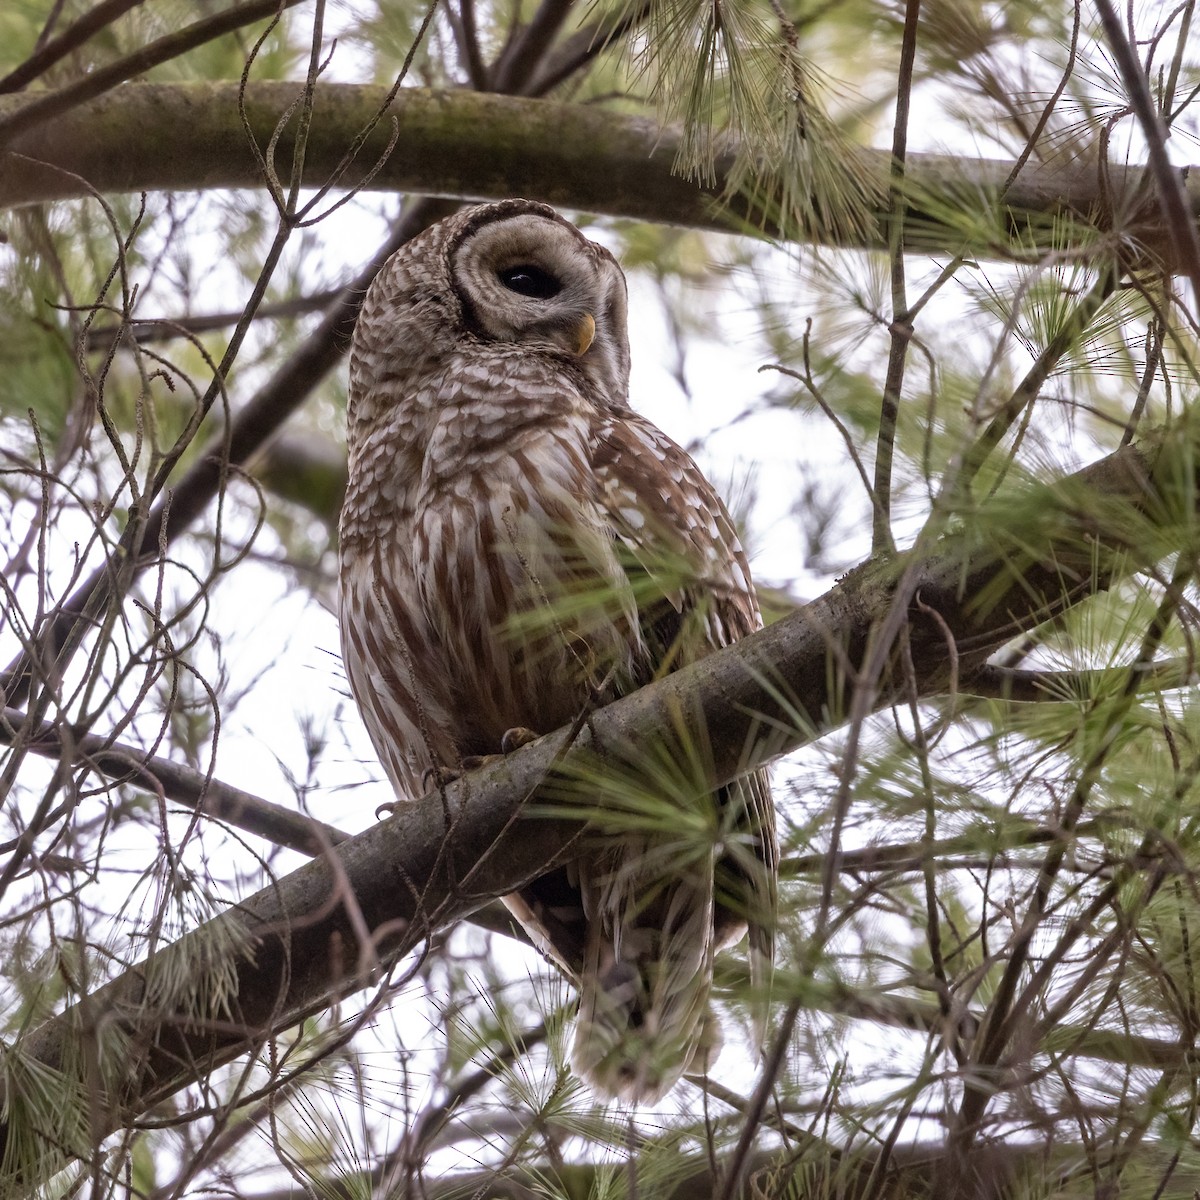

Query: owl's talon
422,764,460,791
460,731,540,773
376,800,400,819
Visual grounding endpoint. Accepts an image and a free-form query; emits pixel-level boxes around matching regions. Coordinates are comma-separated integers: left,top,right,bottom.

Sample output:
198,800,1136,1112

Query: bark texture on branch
0,424,1190,1186
1,83,1194,265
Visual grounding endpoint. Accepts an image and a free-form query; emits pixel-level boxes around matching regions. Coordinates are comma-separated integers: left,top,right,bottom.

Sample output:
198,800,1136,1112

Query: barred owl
339,199,776,1103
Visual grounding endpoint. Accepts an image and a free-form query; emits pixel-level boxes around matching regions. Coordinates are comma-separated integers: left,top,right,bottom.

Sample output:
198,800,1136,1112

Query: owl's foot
500,726,539,753
376,767,465,816
393,729,541,811
458,726,540,771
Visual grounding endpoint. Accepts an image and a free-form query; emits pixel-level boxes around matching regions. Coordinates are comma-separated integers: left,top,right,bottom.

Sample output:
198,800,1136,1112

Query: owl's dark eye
498,264,562,299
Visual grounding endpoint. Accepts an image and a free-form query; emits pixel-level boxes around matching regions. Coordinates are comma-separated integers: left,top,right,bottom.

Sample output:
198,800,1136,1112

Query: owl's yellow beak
573,312,596,356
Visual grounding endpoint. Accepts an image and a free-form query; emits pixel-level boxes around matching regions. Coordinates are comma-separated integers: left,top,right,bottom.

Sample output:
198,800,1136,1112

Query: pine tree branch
780,818,1136,879
0,425,1191,1189
1,83,1194,268
0,1,308,141
0,0,149,94
795,977,1187,1073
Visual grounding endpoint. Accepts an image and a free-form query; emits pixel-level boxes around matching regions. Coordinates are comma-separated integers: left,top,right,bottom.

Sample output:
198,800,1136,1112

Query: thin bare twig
870,0,921,556
0,705,348,856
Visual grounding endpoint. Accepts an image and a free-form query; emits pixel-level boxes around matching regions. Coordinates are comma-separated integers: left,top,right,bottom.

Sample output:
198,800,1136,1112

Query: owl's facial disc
451,212,625,383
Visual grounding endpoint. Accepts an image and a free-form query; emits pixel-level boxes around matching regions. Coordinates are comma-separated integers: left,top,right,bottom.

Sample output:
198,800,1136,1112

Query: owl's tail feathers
571,874,718,1104
571,960,720,1104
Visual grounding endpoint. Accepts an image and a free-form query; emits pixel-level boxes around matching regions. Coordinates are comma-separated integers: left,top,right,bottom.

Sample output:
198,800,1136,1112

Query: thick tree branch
1,83,1195,267
0,425,1191,1185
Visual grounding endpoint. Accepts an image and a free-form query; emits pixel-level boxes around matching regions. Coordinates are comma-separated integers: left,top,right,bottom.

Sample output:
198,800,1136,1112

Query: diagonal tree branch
489,0,575,92
82,289,345,349
1,423,1191,1187
0,0,309,141
1095,0,1200,297
0,0,149,94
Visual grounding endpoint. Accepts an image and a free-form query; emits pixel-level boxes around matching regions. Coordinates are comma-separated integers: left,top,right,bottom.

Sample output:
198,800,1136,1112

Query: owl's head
353,201,632,429
447,200,631,402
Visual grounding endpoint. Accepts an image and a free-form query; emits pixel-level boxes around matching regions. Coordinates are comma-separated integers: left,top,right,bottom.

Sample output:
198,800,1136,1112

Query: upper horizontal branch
1,83,1195,264
2,423,1191,1188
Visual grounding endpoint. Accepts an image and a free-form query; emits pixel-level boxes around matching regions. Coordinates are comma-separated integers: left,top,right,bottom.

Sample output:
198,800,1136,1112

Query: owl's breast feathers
341,350,642,781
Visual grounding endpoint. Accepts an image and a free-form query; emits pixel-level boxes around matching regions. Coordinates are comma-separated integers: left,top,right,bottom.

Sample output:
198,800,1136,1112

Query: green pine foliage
1,0,1199,1196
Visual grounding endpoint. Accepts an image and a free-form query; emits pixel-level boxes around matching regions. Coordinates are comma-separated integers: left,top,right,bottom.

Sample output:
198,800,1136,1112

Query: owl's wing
592,412,758,661
591,411,778,974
